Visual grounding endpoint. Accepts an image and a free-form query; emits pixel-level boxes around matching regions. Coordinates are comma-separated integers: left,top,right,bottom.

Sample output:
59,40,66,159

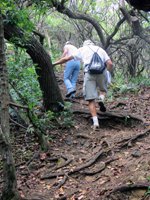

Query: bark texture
3,19,64,112
0,11,20,200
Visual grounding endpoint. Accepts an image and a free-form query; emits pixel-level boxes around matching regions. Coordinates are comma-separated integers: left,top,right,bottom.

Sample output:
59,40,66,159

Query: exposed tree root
80,157,118,175
117,128,150,149
50,155,73,172
106,182,150,198
40,149,110,180
40,127,150,194
76,133,93,139
71,149,110,173
53,174,68,189
73,110,145,123
10,117,27,129
9,102,28,109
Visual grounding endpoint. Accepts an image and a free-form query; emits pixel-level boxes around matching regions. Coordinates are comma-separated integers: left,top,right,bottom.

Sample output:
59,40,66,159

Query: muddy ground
0,72,150,200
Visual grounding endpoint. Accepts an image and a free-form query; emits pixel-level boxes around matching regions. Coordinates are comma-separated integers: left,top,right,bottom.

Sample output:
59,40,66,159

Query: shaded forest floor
1,72,150,200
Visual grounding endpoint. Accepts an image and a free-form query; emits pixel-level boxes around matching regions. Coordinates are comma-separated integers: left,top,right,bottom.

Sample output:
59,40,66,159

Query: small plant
35,110,56,130
147,176,150,181
57,102,74,128
145,186,150,196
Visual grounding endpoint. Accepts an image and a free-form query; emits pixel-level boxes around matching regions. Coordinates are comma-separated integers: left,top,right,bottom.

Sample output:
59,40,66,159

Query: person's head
65,41,72,45
83,40,94,46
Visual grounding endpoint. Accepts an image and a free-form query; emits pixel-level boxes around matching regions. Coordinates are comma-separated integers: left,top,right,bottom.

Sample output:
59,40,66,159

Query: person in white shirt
53,40,113,130
61,41,80,98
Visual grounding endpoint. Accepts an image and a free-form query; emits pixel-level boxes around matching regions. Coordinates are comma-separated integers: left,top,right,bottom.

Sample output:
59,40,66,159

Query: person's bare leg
88,100,97,117
88,100,99,129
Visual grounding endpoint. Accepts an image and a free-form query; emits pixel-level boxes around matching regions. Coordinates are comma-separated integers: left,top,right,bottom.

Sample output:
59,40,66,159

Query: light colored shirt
73,44,110,72
64,44,78,57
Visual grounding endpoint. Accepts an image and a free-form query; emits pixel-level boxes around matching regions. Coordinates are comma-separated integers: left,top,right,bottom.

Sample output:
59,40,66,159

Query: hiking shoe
91,124,100,131
99,101,106,112
66,90,76,98
69,93,75,99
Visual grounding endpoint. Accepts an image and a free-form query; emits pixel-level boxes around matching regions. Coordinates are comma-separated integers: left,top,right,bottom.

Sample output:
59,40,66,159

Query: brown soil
1,72,150,200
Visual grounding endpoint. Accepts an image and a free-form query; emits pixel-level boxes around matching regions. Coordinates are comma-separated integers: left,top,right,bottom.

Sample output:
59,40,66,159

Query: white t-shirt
64,44,78,57
73,44,110,71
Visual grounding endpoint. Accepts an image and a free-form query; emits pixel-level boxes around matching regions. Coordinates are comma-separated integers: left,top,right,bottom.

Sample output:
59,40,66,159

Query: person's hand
61,64,65,68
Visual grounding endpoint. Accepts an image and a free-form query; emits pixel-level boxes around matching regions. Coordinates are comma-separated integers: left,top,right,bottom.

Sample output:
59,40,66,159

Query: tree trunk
3,18,64,112
0,11,20,200
126,0,150,11
128,45,137,77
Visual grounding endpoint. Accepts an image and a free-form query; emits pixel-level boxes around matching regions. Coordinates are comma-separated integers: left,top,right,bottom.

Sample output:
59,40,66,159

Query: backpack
87,47,106,74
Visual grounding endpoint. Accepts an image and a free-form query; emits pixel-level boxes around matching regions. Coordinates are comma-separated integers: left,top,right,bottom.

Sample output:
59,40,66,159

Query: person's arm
106,59,113,72
53,55,73,66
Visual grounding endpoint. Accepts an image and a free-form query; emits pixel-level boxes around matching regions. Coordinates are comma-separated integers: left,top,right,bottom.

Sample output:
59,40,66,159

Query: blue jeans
64,60,80,94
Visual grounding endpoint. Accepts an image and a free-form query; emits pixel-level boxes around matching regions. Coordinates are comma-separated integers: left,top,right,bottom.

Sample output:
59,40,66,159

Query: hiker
60,41,80,98
53,40,113,130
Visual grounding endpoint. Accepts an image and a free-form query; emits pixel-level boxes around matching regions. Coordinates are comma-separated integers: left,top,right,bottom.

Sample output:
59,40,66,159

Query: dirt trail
1,72,150,200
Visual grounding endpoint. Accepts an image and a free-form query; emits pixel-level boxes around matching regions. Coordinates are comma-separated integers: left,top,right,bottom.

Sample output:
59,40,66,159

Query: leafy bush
56,102,74,128
7,46,42,109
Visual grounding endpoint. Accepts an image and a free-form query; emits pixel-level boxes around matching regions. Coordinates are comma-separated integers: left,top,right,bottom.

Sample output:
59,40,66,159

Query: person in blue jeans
61,41,80,98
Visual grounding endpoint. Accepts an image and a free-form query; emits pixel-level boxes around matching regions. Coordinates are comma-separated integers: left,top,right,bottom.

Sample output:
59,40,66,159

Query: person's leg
84,73,99,130
88,100,97,117
88,100,99,129
64,61,76,96
96,71,107,112
70,61,80,90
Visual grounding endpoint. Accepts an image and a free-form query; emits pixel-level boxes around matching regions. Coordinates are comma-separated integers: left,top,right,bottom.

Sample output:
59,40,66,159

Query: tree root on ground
73,110,145,123
116,128,150,149
53,174,68,189
106,182,150,198
40,149,111,180
80,157,118,175
40,127,150,180
53,155,72,171
76,133,93,139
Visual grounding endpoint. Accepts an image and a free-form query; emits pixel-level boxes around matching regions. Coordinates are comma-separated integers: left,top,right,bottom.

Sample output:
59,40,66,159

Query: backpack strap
88,45,99,53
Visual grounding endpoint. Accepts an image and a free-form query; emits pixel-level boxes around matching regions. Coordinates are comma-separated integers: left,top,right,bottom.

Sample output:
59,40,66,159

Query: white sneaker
99,95,105,101
91,124,100,131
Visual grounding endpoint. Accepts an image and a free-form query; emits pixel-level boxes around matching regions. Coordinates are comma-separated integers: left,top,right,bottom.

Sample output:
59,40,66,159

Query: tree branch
52,0,106,47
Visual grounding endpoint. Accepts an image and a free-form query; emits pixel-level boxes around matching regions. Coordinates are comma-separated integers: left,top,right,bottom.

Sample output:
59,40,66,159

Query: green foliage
145,186,150,195
57,102,74,128
147,176,150,181
36,110,56,130
107,72,149,102
1,1,34,32
130,75,150,87
28,102,74,134
7,46,42,109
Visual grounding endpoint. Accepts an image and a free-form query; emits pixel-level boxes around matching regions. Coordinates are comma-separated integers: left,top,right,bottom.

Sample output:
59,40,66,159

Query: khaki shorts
83,69,108,101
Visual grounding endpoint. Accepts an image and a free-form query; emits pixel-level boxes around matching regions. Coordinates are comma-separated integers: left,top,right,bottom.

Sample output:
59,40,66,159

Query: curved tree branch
105,17,126,49
51,0,106,47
